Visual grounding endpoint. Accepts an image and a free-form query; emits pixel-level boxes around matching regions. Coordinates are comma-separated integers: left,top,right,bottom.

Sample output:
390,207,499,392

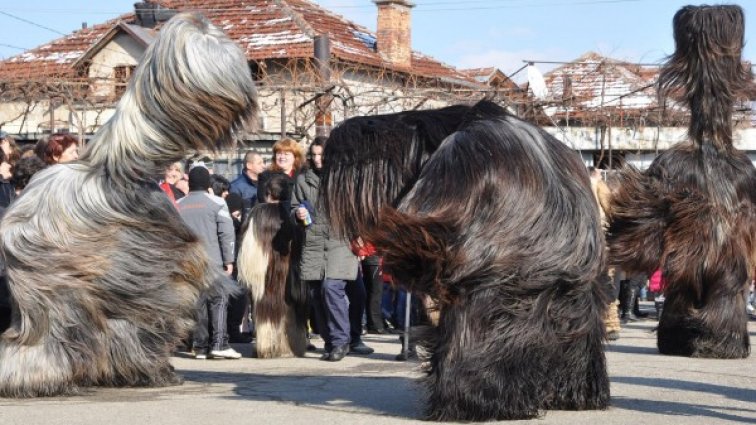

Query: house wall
0,100,59,134
255,62,451,139
543,126,756,151
0,33,142,136
547,126,756,169
0,99,119,137
88,33,143,98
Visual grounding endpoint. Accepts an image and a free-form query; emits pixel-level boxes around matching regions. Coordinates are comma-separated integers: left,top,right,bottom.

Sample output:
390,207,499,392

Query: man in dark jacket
230,150,264,216
178,166,241,359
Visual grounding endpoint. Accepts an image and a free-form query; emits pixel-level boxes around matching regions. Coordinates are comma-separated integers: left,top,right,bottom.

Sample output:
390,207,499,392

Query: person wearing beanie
187,166,211,192
177,165,241,359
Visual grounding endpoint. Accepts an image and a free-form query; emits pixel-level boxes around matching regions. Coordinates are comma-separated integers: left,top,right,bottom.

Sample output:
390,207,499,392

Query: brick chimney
374,0,414,68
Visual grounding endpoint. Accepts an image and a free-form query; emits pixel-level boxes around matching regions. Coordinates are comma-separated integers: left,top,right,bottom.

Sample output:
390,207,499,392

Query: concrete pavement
1,309,754,425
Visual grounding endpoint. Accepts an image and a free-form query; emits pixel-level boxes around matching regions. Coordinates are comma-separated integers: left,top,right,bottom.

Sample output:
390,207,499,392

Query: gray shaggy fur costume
321,101,609,421
0,13,258,397
606,5,755,358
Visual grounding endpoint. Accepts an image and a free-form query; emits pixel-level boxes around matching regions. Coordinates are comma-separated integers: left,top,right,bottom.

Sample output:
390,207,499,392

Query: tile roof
532,52,755,126
461,67,497,82
0,0,476,84
461,67,521,93
0,16,130,80
540,52,659,112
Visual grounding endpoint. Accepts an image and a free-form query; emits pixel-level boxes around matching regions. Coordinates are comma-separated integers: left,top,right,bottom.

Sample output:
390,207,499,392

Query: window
113,65,136,98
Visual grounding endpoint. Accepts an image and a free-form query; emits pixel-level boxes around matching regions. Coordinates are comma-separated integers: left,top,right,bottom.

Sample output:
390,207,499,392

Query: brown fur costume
606,5,755,358
321,101,609,421
0,13,258,396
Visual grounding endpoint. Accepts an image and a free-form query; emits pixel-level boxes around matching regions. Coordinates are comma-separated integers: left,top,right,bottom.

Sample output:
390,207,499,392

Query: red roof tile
0,0,476,84
0,15,133,80
540,52,659,111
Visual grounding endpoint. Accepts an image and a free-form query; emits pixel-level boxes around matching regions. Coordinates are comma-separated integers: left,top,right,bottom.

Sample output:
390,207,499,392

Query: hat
225,193,243,214
188,166,211,191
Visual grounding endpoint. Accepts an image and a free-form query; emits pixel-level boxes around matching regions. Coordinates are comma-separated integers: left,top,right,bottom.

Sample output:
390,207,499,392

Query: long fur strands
658,5,751,151
321,104,477,240
81,13,258,184
237,204,306,358
0,13,258,397
607,5,755,358
322,101,609,421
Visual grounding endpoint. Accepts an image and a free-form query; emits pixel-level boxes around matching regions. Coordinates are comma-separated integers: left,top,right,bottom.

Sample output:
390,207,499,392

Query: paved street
1,307,754,425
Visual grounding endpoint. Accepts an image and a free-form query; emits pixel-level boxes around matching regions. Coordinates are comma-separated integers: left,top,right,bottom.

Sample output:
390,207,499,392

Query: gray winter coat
293,168,358,281
177,191,235,268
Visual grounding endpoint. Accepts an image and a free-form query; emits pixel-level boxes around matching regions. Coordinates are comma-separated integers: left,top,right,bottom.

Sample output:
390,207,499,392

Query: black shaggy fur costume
321,101,610,421
606,5,755,358
0,13,257,396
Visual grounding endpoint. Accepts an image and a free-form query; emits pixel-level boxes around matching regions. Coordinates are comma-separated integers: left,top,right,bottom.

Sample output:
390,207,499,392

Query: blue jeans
322,278,350,348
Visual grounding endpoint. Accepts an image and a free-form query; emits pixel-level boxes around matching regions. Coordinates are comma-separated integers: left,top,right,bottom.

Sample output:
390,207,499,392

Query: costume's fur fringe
237,204,306,358
321,104,479,240
0,13,258,397
607,5,755,358
324,103,610,421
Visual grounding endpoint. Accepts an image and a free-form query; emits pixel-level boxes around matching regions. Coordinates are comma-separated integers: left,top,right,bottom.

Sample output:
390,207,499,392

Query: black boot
327,344,349,362
620,280,639,323
633,296,649,318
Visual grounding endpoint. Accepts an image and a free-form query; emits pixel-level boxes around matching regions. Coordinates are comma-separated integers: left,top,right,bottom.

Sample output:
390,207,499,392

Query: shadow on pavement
605,344,658,355
613,376,756,404
612,396,756,424
619,322,658,331
181,370,423,419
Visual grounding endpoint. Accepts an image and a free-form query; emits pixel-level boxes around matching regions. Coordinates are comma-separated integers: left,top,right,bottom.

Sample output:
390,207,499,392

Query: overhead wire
0,0,647,15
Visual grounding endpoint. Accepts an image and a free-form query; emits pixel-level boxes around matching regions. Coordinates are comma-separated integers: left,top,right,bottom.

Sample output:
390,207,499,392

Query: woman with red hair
257,138,304,210
42,133,79,165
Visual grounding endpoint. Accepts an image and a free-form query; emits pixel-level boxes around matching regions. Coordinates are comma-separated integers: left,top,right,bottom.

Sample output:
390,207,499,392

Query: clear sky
1,0,754,81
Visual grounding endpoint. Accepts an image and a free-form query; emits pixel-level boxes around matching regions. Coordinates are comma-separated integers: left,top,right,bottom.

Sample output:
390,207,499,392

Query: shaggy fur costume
321,102,610,421
237,180,307,358
0,13,258,397
606,5,755,358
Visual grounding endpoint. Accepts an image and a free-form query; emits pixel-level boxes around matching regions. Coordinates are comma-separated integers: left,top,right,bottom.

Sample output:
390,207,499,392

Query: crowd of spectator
1,130,753,362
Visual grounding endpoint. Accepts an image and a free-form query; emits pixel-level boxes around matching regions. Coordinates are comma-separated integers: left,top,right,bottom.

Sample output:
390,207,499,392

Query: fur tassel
367,208,459,304
605,165,666,275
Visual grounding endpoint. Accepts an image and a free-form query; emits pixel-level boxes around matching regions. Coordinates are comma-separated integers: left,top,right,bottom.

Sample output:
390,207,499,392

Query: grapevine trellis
2,53,749,172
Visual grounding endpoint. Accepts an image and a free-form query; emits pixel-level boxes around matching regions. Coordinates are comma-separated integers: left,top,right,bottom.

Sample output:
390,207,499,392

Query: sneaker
194,352,207,360
209,347,242,359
